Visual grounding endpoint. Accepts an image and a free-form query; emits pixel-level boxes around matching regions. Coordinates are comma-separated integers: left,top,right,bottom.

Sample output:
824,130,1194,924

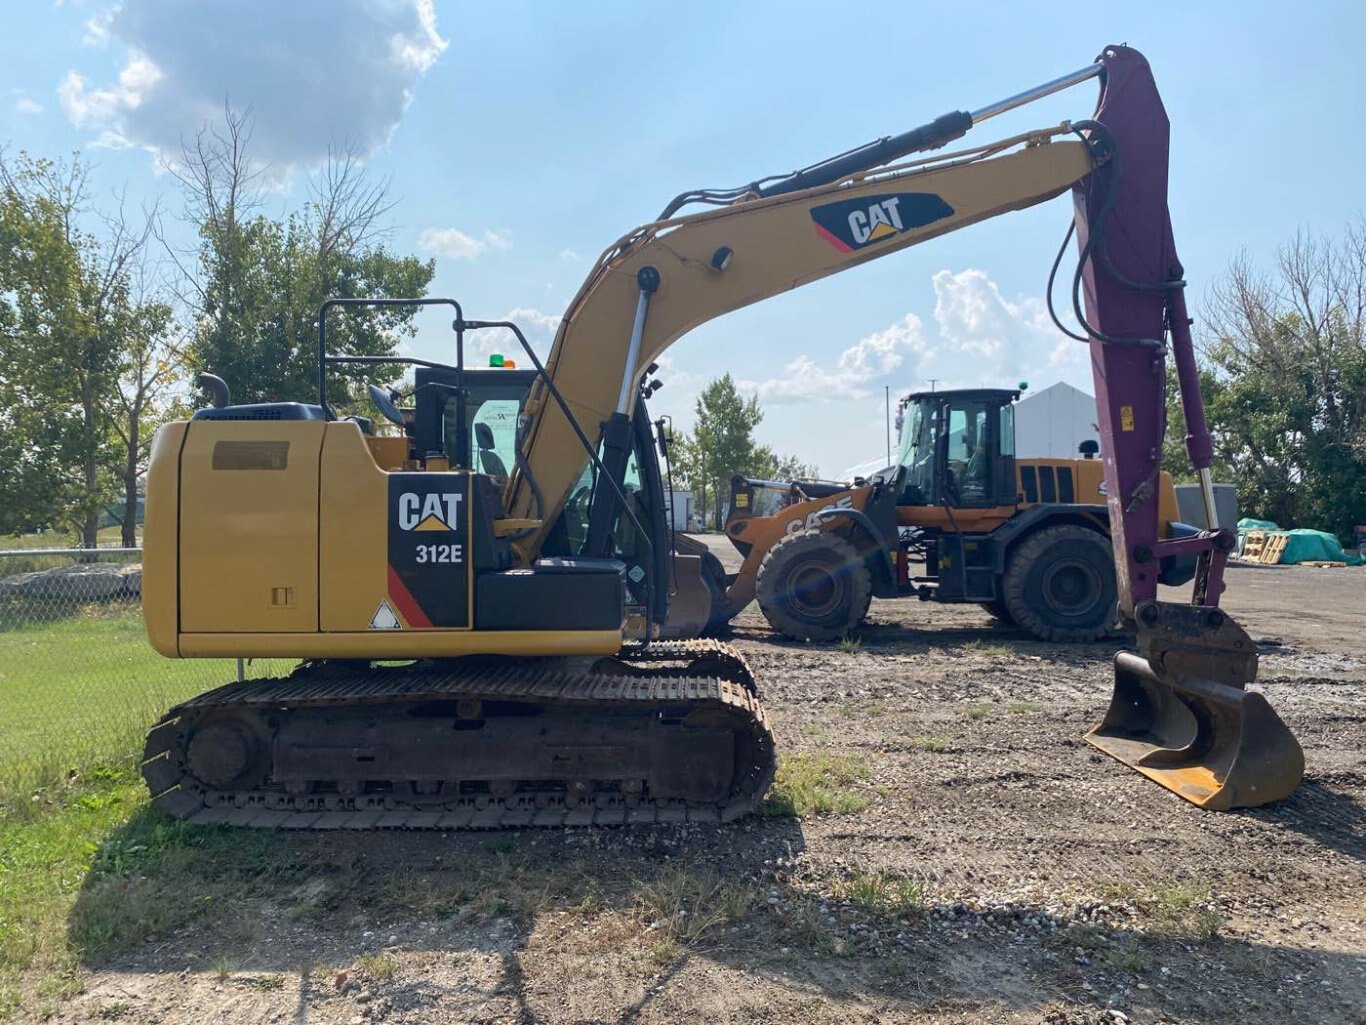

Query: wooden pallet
1239,531,1289,565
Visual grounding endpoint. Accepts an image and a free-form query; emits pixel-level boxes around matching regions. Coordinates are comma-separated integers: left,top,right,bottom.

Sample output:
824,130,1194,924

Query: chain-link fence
0,547,287,809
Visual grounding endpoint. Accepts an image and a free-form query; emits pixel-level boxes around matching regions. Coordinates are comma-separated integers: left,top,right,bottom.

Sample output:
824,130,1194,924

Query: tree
1193,225,1366,539
0,151,167,546
166,109,433,407
754,446,819,482
108,284,183,546
670,374,816,528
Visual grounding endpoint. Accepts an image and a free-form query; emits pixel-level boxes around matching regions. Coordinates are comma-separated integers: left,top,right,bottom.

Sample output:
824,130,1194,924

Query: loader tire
756,529,872,642
979,600,1014,624
1001,524,1116,643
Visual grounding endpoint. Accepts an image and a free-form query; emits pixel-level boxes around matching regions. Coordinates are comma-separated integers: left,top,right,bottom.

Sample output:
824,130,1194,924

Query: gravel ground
48,544,1366,1025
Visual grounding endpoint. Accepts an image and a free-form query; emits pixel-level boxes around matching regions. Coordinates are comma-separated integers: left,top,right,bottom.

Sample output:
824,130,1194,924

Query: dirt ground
47,543,1366,1025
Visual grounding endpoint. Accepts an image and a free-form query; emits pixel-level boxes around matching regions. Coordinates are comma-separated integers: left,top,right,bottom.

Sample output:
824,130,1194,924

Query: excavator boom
507,45,1302,809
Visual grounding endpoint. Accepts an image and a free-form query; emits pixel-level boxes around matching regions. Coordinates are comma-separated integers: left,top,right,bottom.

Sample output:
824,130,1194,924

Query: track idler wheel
1086,601,1303,810
183,713,272,792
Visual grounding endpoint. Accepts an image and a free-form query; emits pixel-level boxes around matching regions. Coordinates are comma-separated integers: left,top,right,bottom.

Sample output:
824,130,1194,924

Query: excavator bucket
1086,602,1304,810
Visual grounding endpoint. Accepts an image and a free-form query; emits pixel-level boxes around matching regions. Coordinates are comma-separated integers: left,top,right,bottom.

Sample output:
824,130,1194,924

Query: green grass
0,528,132,551
834,871,926,914
1143,882,1224,941
0,762,770,1015
630,867,754,947
961,639,1016,657
0,765,324,1011
0,607,289,814
909,735,949,753
1079,880,1223,947
764,752,872,818
355,953,397,984
966,703,993,720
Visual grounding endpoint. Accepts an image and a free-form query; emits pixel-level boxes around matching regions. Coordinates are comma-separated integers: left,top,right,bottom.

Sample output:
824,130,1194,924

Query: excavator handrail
318,296,465,404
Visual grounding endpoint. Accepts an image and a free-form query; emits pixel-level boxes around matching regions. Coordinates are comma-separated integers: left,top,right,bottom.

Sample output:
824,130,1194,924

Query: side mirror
367,382,406,428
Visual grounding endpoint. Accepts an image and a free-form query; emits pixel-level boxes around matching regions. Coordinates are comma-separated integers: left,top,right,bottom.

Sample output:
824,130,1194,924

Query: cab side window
944,400,992,506
469,399,520,478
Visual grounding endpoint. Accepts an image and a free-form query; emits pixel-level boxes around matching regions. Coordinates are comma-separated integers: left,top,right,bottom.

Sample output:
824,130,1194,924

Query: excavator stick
1072,46,1303,809
1087,602,1304,810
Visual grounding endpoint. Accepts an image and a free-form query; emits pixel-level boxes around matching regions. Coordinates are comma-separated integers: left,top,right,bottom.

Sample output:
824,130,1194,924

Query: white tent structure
1014,381,1099,459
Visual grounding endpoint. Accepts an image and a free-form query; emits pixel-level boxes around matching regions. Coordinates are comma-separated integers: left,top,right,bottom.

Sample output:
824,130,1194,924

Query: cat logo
397,491,464,532
810,192,955,253
786,495,854,534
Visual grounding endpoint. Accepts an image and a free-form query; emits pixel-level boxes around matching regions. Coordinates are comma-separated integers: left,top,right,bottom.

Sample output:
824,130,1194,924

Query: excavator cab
383,357,724,640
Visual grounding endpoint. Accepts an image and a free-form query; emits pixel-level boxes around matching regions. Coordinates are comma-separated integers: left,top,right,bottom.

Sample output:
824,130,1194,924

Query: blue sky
3,1,1362,475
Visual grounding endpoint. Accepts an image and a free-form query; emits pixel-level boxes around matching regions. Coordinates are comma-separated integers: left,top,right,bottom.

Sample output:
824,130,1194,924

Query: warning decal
369,599,402,630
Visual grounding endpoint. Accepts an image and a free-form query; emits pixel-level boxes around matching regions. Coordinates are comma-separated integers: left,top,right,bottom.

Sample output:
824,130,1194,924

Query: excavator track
140,639,775,829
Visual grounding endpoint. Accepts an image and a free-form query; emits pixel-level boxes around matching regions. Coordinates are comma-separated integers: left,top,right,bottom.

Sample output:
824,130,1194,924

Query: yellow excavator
140,45,1302,825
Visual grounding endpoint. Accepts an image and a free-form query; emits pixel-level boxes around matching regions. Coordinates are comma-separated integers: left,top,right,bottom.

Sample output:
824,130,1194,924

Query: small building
663,491,694,533
1014,382,1100,459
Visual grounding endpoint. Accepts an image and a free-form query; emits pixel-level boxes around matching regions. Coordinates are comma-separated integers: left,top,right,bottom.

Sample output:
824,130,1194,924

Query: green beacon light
1018,380,1028,392
489,354,505,367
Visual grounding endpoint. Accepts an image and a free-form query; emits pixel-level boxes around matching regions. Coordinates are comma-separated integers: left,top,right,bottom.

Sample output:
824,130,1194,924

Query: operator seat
475,422,508,479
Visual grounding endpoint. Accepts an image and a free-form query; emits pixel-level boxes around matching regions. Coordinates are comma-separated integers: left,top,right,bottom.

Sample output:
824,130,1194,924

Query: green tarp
1236,519,1362,565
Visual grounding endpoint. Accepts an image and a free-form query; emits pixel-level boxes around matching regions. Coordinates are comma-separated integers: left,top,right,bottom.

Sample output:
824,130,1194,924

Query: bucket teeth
1087,602,1303,810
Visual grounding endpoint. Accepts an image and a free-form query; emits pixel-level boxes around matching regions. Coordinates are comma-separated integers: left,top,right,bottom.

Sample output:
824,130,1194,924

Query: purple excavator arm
1073,46,1303,808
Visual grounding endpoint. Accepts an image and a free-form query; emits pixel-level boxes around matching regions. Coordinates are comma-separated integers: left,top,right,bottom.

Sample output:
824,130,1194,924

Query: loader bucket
1086,602,1304,810
659,536,733,639
660,552,717,638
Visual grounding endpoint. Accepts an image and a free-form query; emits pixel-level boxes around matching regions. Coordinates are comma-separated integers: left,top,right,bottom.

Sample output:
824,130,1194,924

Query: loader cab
896,388,1019,510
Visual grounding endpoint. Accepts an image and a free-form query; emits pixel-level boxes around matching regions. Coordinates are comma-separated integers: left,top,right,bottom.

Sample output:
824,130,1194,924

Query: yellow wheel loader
721,386,1198,644
139,46,1302,825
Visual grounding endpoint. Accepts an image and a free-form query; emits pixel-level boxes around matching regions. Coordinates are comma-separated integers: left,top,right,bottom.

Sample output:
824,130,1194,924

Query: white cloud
418,227,512,261
504,306,561,336
558,248,580,263
735,269,1091,408
58,54,160,127
13,97,44,116
464,306,562,365
928,268,1087,391
58,0,446,171
82,6,117,46
741,313,931,403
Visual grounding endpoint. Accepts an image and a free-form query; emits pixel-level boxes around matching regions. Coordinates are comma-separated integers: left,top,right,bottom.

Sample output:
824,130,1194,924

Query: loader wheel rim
787,562,843,617
1041,560,1103,616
